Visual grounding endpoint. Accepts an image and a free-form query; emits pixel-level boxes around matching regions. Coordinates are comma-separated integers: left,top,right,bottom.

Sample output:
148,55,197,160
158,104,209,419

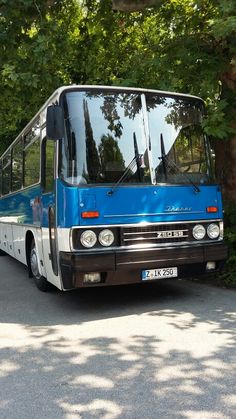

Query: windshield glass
146,94,211,184
60,90,212,186
60,91,151,185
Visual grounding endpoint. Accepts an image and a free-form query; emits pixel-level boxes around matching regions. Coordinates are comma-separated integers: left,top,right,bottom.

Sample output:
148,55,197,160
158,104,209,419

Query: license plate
157,230,184,238
142,267,178,280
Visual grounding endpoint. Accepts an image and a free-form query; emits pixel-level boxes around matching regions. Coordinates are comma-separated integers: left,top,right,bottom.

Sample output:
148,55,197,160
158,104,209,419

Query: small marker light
207,206,218,213
81,211,100,218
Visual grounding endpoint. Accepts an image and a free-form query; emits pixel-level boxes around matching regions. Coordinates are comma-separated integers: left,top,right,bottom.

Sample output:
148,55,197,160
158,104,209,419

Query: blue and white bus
0,85,227,291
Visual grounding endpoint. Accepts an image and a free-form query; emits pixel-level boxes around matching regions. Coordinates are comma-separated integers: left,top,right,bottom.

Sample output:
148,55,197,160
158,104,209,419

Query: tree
1,0,236,202
112,0,160,11
0,0,81,152
77,0,236,202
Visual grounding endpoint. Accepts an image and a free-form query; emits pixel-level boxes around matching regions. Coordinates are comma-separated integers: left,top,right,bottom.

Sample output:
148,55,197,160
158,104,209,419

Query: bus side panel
0,222,9,254
0,222,45,278
12,224,27,263
0,223,15,257
12,226,45,273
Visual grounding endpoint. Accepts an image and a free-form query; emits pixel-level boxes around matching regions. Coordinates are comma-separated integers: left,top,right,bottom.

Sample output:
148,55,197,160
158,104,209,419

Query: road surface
0,255,235,418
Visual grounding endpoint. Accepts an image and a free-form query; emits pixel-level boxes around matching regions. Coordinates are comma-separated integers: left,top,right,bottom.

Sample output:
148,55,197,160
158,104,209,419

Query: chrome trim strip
123,229,189,236
103,211,205,218
70,219,222,230
123,235,189,242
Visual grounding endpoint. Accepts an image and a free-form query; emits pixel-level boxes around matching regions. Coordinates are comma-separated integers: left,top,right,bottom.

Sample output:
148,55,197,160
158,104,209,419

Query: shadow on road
0,255,235,418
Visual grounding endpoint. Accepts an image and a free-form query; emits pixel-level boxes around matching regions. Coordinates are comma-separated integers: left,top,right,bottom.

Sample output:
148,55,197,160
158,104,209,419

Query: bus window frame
41,136,56,195
23,119,41,189
11,137,24,193
2,150,12,196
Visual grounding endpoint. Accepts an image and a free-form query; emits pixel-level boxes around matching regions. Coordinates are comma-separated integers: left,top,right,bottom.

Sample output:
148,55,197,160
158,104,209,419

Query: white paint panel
12,225,27,264
0,223,8,253
41,227,62,290
57,228,71,252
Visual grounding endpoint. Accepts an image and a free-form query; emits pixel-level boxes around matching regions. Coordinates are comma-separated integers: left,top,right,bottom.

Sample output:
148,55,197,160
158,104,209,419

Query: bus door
41,138,59,285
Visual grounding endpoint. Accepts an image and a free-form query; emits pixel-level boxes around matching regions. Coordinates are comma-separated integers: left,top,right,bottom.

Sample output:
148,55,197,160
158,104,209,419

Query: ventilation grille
121,223,191,246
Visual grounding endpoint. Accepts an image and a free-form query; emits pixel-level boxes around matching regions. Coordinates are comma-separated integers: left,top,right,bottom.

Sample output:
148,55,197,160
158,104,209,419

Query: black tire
30,240,48,292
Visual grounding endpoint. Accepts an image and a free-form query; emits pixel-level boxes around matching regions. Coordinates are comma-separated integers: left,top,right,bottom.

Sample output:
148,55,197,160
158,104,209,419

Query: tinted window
2,152,11,195
24,121,40,187
0,161,2,195
12,139,23,192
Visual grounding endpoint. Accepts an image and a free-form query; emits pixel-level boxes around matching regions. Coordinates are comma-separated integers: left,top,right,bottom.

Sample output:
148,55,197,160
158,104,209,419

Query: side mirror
46,105,65,140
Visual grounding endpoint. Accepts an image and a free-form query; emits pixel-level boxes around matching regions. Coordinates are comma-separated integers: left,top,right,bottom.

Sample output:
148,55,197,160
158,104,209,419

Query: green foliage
69,0,236,142
0,0,81,153
1,0,236,151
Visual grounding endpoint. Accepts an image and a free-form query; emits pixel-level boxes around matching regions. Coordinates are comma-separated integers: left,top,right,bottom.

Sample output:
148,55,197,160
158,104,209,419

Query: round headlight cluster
80,230,97,248
193,224,206,240
207,223,220,239
192,223,220,240
98,229,114,246
80,229,114,248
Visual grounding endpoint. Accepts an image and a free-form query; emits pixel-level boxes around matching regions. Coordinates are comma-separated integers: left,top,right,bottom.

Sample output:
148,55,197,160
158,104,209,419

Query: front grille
121,223,191,246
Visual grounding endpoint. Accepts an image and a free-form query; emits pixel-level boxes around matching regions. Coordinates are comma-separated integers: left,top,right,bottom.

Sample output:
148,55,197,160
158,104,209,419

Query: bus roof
54,84,203,102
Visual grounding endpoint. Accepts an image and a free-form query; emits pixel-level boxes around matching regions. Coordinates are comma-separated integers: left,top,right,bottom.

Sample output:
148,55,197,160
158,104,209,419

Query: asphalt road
0,255,235,419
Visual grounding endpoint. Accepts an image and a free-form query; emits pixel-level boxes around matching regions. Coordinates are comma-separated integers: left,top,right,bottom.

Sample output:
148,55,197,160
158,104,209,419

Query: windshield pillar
141,94,156,185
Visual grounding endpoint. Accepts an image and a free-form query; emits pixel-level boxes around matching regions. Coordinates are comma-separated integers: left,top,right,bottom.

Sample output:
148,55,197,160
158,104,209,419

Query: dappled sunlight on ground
0,256,235,418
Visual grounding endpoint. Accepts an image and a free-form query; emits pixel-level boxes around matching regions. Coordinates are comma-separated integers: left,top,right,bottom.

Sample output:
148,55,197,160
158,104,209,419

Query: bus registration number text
142,267,178,280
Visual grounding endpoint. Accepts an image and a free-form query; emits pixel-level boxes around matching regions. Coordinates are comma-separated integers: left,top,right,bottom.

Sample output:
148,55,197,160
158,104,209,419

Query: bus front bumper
59,241,228,289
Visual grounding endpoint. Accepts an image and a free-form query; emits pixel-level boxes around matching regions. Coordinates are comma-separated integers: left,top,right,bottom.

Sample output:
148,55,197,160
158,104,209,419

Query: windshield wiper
107,132,144,196
160,133,168,182
158,133,200,193
133,132,143,182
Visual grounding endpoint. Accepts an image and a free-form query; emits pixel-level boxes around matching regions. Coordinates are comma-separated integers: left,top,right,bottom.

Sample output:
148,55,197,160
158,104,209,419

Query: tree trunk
214,137,236,203
112,0,161,11
217,66,236,203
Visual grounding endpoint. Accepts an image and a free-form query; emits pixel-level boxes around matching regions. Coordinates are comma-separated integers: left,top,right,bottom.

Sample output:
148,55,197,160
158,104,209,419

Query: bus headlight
98,229,114,247
80,230,97,248
193,224,206,240
207,223,220,239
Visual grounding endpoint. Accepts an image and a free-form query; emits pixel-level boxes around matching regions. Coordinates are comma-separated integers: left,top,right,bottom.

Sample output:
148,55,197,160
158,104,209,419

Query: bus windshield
60,90,212,186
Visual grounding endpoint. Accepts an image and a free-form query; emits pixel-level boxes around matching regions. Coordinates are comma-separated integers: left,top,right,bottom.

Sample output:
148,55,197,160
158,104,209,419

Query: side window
12,138,23,192
0,160,2,196
24,120,40,187
43,139,55,193
2,152,11,195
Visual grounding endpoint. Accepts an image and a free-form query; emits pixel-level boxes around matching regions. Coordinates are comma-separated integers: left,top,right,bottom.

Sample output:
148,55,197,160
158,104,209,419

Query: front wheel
30,240,48,292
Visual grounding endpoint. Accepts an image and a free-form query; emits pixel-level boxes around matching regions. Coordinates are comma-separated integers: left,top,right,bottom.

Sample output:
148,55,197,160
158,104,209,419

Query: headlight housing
207,223,220,239
98,229,115,247
193,224,206,240
80,230,97,248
